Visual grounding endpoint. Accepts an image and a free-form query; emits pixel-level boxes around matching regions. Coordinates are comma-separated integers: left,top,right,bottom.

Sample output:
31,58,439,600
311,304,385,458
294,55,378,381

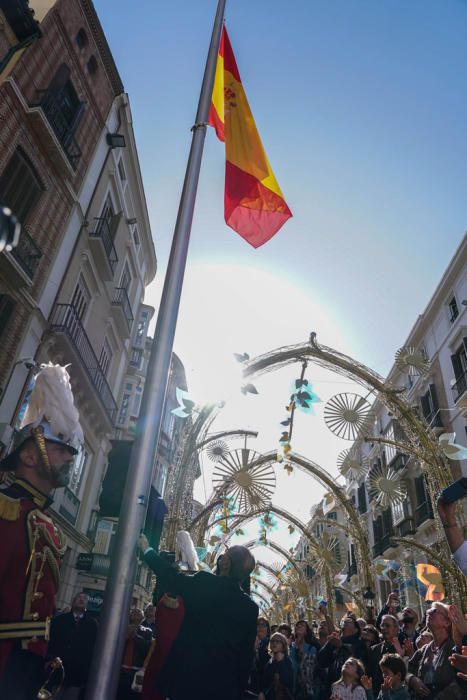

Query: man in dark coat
48,593,98,699
139,536,258,700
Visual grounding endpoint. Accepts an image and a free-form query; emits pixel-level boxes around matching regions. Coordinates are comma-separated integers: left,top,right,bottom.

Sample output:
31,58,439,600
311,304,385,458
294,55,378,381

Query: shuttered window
0,149,42,223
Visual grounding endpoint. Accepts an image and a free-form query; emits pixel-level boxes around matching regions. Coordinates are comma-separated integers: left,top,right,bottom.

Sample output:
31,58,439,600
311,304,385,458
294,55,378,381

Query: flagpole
85,1,226,697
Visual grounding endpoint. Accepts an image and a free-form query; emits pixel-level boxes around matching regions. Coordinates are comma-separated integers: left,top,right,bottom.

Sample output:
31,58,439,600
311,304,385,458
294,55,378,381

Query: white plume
176,530,199,571
22,363,84,447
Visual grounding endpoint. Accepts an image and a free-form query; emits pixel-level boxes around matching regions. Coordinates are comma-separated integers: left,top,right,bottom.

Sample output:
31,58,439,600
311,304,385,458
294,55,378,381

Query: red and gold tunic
0,478,65,676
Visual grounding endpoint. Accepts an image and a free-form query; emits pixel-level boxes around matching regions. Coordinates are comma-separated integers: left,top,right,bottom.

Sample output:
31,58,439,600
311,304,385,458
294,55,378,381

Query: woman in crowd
406,602,463,699
330,657,367,700
250,617,272,693
259,632,295,700
291,620,320,699
278,623,293,648
361,625,380,651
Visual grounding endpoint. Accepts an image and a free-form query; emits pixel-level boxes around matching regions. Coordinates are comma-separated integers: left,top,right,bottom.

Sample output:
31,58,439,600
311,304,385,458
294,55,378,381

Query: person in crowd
139,536,258,700
259,632,295,700
362,653,409,700
291,620,320,699
318,621,330,646
271,625,279,635
48,592,98,700
278,623,293,647
368,615,409,695
449,648,467,682
399,608,419,646
250,617,272,693
376,593,400,630
118,609,152,700
318,616,368,695
361,625,380,651
141,604,156,637
408,632,433,676
330,657,367,700
357,619,368,633
437,494,467,576
406,602,464,699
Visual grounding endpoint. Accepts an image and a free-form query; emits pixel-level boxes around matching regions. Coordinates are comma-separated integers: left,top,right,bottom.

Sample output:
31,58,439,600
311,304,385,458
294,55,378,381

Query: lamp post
363,586,376,624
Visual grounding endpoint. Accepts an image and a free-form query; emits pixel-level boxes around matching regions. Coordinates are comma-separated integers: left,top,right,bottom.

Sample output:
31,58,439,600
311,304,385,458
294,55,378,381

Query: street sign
76,553,93,571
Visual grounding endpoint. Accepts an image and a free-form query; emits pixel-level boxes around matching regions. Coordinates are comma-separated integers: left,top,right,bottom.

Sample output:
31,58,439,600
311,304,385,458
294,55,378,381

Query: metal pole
85,1,226,697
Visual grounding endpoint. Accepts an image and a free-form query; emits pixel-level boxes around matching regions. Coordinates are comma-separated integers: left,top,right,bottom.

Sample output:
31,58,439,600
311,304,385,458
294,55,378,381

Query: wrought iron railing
89,217,118,274
422,407,443,428
112,287,134,332
452,370,467,402
36,90,82,169
389,453,408,472
58,487,80,526
11,226,42,280
49,304,118,424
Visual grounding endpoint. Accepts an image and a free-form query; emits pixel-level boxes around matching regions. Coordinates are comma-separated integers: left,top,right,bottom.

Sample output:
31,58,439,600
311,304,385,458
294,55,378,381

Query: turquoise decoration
171,387,195,418
195,547,208,562
290,380,321,414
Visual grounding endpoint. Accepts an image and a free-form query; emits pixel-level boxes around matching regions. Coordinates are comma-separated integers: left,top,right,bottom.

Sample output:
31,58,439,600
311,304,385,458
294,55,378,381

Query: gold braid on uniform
0,492,20,521
31,426,51,475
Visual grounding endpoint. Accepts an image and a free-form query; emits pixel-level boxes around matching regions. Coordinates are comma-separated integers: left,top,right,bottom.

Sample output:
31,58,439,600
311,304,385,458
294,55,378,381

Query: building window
98,338,112,377
118,158,126,183
451,342,467,382
0,148,42,224
120,262,131,292
70,274,90,322
133,227,140,247
118,393,131,426
44,65,84,145
93,519,117,555
69,445,89,496
130,348,143,368
326,511,337,521
420,384,442,428
87,55,98,76
448,296,459,323
0,295,15,340
133,386,142,416
76,28,88,49
357,483,367,514
135,311,149,348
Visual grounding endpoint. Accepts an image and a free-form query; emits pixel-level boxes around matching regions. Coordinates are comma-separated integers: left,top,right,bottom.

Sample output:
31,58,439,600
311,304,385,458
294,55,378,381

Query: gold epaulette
0,491,21,521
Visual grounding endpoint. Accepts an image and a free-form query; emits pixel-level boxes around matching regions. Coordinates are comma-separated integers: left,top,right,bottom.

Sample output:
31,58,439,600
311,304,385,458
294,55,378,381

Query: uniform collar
13,478,53,510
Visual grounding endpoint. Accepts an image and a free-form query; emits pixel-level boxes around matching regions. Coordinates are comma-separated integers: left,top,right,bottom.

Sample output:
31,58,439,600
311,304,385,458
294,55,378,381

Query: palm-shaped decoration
368,464,407,507
212,448,276,512
337,445,369,479
324,393,372,440
395,346,430,376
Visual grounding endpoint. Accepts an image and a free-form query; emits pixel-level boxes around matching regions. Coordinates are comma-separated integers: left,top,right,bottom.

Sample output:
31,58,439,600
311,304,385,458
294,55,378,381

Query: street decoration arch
241,333,466,609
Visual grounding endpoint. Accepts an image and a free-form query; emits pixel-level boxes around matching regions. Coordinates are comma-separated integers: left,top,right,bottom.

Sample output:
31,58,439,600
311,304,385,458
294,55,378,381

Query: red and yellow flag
208,27,292,248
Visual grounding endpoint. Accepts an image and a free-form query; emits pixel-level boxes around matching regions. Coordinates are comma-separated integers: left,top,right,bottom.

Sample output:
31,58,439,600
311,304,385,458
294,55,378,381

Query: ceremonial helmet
0,363,83,471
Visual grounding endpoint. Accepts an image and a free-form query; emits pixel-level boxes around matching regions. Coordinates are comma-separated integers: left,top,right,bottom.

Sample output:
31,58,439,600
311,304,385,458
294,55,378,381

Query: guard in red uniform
0,364,83,700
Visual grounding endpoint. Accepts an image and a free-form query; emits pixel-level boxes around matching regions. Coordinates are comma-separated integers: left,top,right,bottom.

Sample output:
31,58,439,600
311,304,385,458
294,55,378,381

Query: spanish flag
208,27,292,248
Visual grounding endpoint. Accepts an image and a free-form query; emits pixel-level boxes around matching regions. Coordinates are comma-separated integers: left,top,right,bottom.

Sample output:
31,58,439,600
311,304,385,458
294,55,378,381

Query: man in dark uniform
0,364,83,700
138,535,258,700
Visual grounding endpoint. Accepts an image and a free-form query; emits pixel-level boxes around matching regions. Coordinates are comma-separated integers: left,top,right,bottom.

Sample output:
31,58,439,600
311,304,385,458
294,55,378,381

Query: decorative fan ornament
368,464,407,507
206,440,230,462
212,448,276,512
324,393,372,440
337,446,369,479
265,561,285,587
395,346,430,376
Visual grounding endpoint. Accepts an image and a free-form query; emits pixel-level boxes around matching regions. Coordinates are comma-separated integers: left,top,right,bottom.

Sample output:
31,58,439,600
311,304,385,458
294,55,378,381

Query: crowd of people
247,596,467,700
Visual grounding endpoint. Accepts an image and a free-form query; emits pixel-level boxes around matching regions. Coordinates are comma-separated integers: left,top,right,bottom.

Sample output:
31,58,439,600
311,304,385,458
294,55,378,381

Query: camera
0,203,21,254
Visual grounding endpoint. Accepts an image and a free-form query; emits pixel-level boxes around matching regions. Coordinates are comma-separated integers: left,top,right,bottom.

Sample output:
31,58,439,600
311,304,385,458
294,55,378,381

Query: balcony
25,90,82,176
452,370,467,408
415,500,433,527
422,408,443,430
389,453,408,472
397,517,416,537
0,226,42,286
48,304,118,427
57,487,80,526
89,217,118,281
111,287,133,338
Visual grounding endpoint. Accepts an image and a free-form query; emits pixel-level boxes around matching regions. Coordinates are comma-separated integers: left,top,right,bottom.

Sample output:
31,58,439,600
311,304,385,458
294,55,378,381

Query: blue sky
95,0,467,367
94,1,467,559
